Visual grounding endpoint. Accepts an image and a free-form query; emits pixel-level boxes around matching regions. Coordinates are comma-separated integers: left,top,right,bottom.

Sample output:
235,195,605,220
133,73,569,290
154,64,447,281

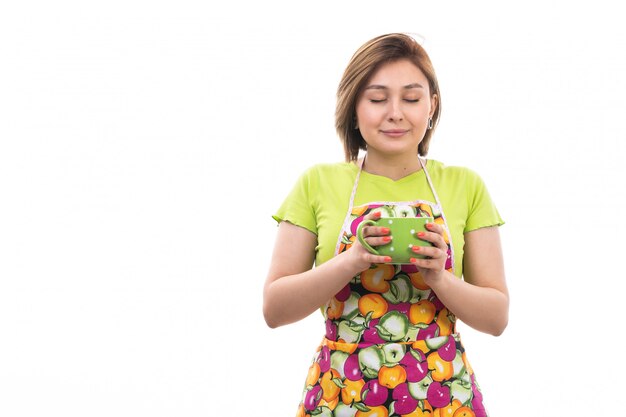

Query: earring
427,118,433,130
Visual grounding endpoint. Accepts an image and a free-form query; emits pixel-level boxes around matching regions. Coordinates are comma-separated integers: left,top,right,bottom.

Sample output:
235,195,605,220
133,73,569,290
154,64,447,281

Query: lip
380,129,409,138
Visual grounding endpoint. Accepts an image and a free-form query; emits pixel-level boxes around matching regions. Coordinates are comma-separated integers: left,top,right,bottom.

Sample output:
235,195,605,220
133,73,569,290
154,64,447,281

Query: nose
387,98,403,122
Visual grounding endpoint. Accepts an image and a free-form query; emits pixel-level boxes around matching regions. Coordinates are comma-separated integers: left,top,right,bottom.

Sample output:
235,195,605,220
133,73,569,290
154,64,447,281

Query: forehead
366,59,429,88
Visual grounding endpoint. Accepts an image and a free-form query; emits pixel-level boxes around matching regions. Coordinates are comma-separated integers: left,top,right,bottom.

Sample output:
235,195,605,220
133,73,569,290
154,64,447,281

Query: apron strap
333,157,365,256
418,157,443,209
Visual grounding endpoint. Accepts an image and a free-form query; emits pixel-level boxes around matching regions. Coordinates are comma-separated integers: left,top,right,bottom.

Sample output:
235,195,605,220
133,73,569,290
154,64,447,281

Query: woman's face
355,59,437,158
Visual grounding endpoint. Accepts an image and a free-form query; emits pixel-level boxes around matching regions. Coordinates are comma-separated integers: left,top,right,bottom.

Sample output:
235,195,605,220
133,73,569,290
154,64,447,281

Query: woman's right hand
342,211,392,273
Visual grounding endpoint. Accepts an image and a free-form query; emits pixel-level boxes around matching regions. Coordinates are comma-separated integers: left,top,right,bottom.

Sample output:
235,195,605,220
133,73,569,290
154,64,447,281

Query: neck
361,152,424,181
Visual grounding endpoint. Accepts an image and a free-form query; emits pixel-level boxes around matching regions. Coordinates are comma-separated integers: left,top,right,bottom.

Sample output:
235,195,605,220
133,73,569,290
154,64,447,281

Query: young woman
264,33,508,417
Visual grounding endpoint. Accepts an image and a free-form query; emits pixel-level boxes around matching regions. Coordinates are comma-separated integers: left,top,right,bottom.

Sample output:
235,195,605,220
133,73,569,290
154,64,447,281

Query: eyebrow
364,83,424,90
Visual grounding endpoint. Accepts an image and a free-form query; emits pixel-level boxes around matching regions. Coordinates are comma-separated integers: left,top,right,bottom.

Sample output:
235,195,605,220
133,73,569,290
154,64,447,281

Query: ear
429,94,438,118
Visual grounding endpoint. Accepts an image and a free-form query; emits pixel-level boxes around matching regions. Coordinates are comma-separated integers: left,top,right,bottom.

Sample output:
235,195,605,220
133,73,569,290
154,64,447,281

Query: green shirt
273,159,504,278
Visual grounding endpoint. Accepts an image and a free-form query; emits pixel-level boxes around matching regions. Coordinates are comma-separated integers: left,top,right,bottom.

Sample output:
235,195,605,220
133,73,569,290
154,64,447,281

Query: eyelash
369,99,419,103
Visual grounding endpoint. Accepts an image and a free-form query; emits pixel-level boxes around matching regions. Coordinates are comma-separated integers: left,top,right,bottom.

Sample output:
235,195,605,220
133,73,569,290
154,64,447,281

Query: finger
373,255,392,264
363,210,383,221
362,226,391,238
410,256,444,269
410,245,446,259
364,235,392,247
416,230,447,250
425,222,443,234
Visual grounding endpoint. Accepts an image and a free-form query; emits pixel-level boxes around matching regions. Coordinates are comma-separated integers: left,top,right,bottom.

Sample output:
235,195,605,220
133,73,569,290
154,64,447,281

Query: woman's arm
412,225,509,336
263,217,390,328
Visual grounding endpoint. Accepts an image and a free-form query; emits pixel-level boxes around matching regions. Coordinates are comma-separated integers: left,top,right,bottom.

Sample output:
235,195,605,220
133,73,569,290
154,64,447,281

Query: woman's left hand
409,222,449,285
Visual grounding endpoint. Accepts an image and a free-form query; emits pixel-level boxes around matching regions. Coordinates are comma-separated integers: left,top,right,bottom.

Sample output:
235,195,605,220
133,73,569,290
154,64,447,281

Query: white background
1,1,624,416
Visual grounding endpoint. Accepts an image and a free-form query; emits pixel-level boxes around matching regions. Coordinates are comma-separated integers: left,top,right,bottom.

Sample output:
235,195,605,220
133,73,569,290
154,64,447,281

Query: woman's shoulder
427,159,479,177
426,159,485,194
299,161,358,182
427,159,488,190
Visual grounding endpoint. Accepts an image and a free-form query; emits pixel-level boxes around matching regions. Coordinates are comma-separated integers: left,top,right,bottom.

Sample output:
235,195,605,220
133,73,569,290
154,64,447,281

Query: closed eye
369,99,419,103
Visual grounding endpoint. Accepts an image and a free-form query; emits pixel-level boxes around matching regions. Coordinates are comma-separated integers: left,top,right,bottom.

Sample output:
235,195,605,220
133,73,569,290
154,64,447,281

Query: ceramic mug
356,216,434,264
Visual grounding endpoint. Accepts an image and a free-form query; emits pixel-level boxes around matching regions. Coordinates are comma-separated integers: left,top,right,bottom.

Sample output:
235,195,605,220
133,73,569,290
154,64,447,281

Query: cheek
356,106,383,128
409,107,430,125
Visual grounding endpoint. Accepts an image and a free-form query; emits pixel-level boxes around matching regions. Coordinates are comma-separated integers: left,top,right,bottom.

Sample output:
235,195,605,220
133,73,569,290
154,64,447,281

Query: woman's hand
342,211,392,274
409,222,449,285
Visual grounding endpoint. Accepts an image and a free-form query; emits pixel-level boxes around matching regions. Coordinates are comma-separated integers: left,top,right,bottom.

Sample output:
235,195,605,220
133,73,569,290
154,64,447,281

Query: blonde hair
336,33,441,161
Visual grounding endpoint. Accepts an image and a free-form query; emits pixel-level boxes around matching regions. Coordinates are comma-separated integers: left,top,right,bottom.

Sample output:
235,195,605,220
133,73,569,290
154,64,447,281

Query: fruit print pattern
295,202,489,417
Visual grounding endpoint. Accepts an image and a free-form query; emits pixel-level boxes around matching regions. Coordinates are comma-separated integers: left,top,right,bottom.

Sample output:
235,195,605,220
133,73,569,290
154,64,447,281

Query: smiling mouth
381,129,409,137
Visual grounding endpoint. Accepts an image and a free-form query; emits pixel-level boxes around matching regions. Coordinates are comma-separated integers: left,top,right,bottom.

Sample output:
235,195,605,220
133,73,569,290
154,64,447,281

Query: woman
263,33,508,417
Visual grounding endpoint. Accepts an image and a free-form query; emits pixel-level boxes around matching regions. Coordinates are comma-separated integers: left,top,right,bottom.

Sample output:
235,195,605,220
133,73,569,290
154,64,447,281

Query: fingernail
412,246,421,252
382,236,392,242
410,257,418,263
426,223,434,229
381,227,390,234
384,256,392,262
374,211,382,218
417,232,425,237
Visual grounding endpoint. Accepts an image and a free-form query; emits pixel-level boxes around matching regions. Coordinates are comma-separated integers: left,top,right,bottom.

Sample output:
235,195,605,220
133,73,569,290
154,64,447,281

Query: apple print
304,385,322,411
429,296,445,311
369,206,394,218
382,343,406,364
344,353,364,381
437,336,456,361
416,322,440,341
358,345,385,379
471,375,485,410
408,374,433,400
451,351,467,379
335,284,351,302
325,320,337,340
450,379,473,405
424,336,447,351
416,206,432,218
386,301,411,315
394,205,416,218
376,311,409,342
333,403,359,417
426,381,451,408
400,349,429,383
337,320,361,344
341,292,361,320
331,350,349,378
362,319,385,344
401,263,419,274
391,382,419,414
350,216,365,236
361,379,389,406
382,274,413,304
317,345,331,373
315,406,333,417
412,288,432,303
404,325,420,342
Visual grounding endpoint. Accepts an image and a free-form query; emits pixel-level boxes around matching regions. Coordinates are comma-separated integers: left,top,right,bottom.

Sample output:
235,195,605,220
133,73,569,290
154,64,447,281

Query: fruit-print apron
295,157,489,417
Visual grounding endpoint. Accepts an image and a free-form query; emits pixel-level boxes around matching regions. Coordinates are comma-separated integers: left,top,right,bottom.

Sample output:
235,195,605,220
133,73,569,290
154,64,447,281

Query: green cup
356,217,434,264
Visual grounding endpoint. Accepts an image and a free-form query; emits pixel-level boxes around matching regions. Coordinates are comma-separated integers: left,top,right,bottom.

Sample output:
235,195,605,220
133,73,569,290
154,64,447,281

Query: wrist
423,269,453,292
334,250,365,278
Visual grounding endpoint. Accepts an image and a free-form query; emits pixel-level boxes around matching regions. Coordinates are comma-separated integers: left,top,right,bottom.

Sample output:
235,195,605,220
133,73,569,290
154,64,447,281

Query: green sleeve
272,167,318,235
464,169,504,233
